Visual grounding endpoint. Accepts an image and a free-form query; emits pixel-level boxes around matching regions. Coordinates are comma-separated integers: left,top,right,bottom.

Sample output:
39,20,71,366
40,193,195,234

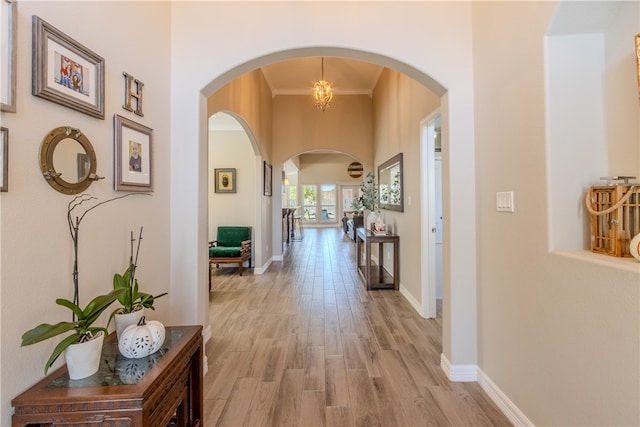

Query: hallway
204,227,511,426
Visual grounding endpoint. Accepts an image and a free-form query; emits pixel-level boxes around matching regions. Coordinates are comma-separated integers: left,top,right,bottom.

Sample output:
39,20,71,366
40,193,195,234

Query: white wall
0,1,171,423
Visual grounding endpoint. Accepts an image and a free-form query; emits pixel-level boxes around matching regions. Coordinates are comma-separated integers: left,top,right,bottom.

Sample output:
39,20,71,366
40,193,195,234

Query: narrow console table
12,325,203,427
356,227,399,290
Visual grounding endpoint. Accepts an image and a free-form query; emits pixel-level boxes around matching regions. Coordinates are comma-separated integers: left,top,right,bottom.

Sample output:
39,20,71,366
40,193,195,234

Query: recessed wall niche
546,1,640,252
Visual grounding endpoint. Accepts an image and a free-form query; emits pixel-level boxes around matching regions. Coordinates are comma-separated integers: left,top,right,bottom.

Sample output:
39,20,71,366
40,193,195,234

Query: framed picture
114,115,152,192
1,0,16,112
263,161,272,196
32,16,105,119
0,127,8,192
214,168,236,193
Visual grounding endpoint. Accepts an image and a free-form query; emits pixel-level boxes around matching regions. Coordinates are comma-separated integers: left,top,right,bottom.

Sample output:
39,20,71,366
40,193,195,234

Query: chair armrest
209,240,218,247
241,239,251,256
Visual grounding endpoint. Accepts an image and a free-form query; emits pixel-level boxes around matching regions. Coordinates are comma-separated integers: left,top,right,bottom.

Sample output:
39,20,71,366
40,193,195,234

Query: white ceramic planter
65,332,104,380
114,308,144,339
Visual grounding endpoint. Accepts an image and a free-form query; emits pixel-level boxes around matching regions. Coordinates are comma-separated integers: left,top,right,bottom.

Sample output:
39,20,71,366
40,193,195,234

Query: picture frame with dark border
264,161,272,196
0,127,7,191
114,115,152,192
32,15,105,119
214,168,236,193
1,0,16,112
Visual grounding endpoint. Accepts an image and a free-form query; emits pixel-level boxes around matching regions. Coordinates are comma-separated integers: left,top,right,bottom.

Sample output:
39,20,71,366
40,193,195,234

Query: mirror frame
378,152,404,212
40,126,98,194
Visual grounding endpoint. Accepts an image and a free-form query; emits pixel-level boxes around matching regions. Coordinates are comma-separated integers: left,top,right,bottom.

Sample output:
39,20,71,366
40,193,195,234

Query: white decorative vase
114,308,144,339
65,332,104,380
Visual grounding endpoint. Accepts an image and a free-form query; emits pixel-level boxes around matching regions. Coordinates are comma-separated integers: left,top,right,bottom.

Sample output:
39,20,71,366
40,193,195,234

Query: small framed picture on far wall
214,168,236,193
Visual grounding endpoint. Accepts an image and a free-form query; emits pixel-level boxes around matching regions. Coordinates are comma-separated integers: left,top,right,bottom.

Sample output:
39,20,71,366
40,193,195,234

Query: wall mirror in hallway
378,152,403,212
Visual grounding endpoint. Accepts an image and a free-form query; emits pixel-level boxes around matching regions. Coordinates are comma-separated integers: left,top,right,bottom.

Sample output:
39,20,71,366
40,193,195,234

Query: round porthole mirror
40,126,101,194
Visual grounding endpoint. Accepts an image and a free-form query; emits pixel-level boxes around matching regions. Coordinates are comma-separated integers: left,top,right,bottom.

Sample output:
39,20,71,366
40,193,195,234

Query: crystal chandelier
313,57,333,112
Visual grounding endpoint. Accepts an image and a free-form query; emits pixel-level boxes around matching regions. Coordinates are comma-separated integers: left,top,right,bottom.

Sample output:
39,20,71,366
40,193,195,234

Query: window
302,185,317,221
285,186,297,208
320,184,336,222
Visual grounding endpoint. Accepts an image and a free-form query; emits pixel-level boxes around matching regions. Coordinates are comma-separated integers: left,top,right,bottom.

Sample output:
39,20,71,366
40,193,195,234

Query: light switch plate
496,191,514,212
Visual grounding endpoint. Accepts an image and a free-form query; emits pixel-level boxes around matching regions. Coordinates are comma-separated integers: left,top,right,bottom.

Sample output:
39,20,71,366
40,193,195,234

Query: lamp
312,57,333,112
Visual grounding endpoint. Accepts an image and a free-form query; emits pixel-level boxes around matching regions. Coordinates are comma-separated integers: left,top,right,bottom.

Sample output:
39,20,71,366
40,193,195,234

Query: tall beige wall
272,95,373,168
473,1,639,425
0,1,172,423
372,69,441,308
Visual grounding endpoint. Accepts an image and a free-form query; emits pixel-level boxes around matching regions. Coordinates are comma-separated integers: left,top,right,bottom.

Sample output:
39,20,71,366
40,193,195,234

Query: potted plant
109,227,167,338
351,171,379,228
21,288,126,379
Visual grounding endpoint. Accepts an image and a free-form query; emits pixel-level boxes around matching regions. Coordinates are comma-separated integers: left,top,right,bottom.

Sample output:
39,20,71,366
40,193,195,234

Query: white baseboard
477,368,535,427
203,325,212,344
253,258,272,274
400,284,424,315
440,354,478,382
439,355,533,426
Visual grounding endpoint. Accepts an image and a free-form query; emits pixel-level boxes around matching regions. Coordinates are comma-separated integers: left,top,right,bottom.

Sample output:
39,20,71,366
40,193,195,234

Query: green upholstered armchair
208,226,252,286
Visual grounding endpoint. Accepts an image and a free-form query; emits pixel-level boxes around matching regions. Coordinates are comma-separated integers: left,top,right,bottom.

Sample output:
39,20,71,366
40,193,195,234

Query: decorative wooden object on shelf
12,325,203,427
587,183,640,257
356,227,399,290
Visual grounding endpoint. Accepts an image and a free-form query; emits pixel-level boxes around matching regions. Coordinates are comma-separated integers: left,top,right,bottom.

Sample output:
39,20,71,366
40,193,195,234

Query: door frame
420,110,441,318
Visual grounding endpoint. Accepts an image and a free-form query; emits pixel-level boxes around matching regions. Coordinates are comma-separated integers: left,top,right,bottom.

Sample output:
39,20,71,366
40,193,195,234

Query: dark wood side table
12,325,203,427
356,227,399,290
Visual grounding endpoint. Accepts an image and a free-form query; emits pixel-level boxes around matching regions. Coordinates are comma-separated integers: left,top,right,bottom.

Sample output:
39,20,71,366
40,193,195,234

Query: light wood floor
204,227,511,427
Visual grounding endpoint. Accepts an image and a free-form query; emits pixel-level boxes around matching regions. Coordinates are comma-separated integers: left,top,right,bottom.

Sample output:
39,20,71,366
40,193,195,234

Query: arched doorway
171,43,477,378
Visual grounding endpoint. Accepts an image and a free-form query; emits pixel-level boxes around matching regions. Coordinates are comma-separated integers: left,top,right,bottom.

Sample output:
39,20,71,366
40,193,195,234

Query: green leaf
21,321,76,346
56,298,83,319
81,288,125,319
45,333,81,375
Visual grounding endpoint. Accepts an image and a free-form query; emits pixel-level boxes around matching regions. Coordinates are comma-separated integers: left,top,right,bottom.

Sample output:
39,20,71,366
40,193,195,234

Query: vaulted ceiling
260,56,384,97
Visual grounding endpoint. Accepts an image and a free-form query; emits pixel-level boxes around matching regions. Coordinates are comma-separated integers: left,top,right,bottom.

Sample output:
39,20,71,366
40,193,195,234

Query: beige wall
473,1,639,425
0,1,172,423
207,69,274,271
272,95,373,168
297,153,363,186
372,69,441,307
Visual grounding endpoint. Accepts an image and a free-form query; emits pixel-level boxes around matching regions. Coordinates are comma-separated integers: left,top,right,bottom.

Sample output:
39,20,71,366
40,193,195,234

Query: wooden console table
12,325,203,427
356,227,399,290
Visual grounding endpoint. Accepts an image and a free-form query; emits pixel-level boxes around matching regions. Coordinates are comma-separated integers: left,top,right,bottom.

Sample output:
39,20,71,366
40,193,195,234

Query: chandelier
312,57,333,112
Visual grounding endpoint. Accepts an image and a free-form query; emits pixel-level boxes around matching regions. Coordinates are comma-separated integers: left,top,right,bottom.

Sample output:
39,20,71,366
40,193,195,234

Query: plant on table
109,227,167,327
351,171,378,212
21,288,125,374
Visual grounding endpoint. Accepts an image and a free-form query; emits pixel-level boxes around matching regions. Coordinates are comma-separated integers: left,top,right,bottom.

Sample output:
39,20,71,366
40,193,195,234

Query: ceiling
260,56,384,97
211,57,385,131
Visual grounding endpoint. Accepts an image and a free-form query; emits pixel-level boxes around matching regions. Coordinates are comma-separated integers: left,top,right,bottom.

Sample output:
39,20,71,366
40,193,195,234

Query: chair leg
238,261,243,276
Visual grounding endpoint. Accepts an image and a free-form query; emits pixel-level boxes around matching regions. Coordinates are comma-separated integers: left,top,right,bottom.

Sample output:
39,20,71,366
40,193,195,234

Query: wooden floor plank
205,227,512,427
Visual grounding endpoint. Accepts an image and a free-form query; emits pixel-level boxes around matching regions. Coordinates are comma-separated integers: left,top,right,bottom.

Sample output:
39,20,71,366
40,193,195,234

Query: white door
420,112,442,318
